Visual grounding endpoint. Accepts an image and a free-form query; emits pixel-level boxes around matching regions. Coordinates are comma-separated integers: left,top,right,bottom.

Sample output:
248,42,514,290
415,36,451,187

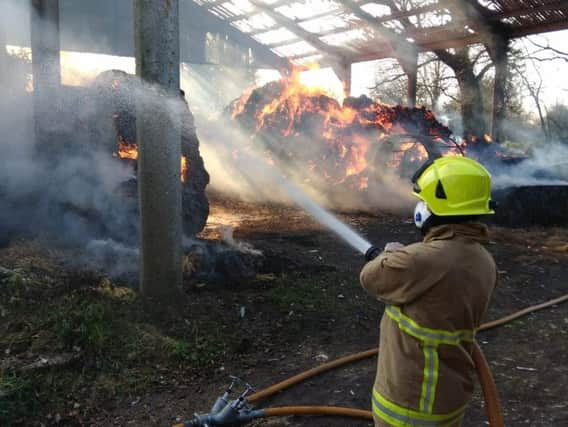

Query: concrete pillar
30,0,61,146
135,0,182,298
0,12,6,84
491,38,509,142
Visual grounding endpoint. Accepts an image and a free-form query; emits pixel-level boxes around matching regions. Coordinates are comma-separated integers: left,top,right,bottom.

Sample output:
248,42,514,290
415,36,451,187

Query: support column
333,60,352,98
135,0,182,298
398,49,418,108
30,0,60,146
0,13,6,85
491,37,509,142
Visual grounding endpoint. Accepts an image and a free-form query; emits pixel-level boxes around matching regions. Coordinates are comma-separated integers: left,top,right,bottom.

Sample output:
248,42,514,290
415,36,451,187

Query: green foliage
267,281,322,308
167,329,224,366
0,371,36,426
53,298,109,353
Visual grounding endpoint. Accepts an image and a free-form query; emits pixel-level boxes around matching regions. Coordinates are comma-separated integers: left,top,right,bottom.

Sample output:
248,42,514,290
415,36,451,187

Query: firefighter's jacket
360,223,496,427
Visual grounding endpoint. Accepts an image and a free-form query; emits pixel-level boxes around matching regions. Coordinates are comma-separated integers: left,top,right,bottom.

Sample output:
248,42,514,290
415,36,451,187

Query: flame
181,156,188,183
115,139,188,183
231,85,255,118
116,138,138,160
484,133,492,143
230,71,446,190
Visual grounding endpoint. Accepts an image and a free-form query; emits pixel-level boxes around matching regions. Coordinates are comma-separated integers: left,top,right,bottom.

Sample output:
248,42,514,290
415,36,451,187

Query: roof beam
248,9,350,36
418,32,482,51
226,5,344,24
247,1,443,36
267,37,301,48
248,0,349,63
495,1,568,20
338,0,411,45
338,0,418,67
439,0,511,40
368,2,448,24
510,18,568,38
201,0,229,8
183,0,290,70
219,0,297,22
266,20,366,49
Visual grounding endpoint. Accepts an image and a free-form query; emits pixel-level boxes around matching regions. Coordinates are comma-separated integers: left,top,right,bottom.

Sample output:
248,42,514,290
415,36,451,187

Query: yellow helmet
411,156,494,216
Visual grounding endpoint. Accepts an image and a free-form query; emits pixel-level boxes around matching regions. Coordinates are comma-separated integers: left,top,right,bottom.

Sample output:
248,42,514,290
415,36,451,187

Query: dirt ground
1,197,568,426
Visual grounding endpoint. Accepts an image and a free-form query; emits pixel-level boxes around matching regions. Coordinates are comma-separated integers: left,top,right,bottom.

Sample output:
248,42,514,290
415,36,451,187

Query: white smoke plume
490,144,568,188
197,116,415,214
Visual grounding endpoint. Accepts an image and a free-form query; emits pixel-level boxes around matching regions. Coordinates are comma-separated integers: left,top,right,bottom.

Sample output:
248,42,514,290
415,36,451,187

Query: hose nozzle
364,246,380,262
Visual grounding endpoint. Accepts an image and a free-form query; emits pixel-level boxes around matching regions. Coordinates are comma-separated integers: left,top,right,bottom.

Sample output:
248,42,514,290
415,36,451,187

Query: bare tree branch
526,38,568,58
523,55,568,63
475,62,494,82
375,71,407,86
439,85,459,102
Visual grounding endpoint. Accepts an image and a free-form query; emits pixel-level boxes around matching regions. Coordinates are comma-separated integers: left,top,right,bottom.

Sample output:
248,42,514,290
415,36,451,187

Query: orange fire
231,69,443,190
115,139,188,183
116,138,138,160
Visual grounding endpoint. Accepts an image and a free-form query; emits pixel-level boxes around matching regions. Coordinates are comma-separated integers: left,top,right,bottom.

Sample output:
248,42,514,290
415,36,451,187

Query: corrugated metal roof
189,0,568,66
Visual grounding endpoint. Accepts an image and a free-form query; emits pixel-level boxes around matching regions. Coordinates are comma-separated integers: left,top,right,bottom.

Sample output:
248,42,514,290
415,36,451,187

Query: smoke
0,1,192,278
197,118,414,214
218,226,263,256
0,63,138,276
490,143,568,188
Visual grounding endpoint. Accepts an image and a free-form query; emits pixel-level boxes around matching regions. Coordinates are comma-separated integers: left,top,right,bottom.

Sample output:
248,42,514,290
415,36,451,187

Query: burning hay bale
1,67,212,280
228,75,457,193
91,70,210,236
226,75,568,226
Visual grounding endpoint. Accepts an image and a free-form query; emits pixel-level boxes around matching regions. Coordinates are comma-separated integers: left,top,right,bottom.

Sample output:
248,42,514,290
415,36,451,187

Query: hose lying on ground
264,406,374,420
250,293,568,404
175,294,568,426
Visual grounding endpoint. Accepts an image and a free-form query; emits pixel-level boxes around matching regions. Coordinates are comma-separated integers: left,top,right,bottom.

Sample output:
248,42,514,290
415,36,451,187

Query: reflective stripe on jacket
360,223,497,427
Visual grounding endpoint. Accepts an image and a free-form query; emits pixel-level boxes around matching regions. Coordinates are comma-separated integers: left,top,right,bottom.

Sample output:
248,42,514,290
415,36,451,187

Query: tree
372,54,456,113
546,104,568,143
372,0,500,139
417,55,455,113
432,46,495,139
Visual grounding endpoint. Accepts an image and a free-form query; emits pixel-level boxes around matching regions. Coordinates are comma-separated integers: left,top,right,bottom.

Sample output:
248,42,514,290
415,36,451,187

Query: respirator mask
414,201,432,229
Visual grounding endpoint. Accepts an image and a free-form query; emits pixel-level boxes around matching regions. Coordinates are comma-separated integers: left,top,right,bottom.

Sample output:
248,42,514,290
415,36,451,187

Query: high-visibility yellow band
385,306,474,345
383,306,472,417
419,343,440,414
372,389,465,426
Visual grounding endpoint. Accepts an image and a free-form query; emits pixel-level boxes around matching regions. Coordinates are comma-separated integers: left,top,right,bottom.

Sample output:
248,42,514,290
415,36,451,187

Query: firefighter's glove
384,242,404,252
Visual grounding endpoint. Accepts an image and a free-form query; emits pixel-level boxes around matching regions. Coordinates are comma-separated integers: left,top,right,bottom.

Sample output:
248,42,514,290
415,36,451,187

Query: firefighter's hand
384,242,404,252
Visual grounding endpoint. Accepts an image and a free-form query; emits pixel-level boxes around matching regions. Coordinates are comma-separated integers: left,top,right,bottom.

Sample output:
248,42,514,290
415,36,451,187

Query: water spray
275,176,373,255
201,125,377,258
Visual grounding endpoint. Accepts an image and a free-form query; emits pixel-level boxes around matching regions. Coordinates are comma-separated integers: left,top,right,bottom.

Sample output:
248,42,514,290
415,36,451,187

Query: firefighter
361,156,497,427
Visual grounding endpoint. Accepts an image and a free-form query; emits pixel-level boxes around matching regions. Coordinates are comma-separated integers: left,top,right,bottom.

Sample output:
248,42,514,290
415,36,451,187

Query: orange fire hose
264,406,373,420
248,349,378,403
472,341,505,427
175,294,568,426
